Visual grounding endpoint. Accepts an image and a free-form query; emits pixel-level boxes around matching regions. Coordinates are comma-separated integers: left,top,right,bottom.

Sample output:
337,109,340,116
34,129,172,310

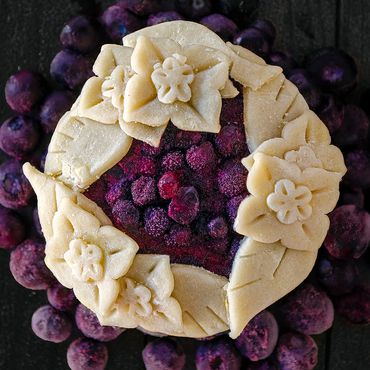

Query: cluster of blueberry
0,1,370,370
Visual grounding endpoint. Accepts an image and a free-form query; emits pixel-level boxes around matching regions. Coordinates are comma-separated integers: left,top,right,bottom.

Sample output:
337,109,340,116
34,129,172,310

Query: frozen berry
162,151,184,171
50,50,93,90
100,4,142,43
175,130,203,149
195,336,242,370
5,70,47,114
344,149,370,188
340,186,364,208
142,338,185,370
306,48,358,94
336,285,370,324
317,95,344,134
175,0,212,20
0,207,25,249
201,194,226,215
158,171,181,199
47,283,77,311
32,305,72,343
324,205,370,259
148,11,184,26
131,176,157,206
120,155,156,180
217,160,247,198
233,28,270,57
75,304,124,342
168,186,199,225
119,0,163,16
0,159,33,209
67,337,108,370
277,284,334,335
288,69,322,110
316,255,358,296
200,14,238,41
333,105,369,148
268,51,297,75
207,216,228,239
10,239,54,290
215,125,246,157
60,15,99,53
165,224,191,247
112,199,140,228
235,310,278,361
0,116,40,159
250,19,276,45
276,333,318,370
39,91,74,133
227,194,246,221
105,176,130,207
140,142,162,156
144,207,171,237
186,141,216,172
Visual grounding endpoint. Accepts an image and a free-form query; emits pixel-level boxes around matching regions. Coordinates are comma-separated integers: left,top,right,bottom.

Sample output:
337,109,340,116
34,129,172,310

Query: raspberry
131,176,157,206
217,160,247,198
144,207,171,237
215,124,246,157
112,199,140,228
186,141,216,172
161,151,184,171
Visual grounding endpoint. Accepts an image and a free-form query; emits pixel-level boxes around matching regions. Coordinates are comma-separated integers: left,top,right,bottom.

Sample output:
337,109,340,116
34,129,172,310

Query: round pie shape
23,21,346,339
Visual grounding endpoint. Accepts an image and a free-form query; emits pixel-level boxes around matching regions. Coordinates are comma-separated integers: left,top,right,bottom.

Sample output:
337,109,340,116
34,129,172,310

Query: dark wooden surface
0,1,370,369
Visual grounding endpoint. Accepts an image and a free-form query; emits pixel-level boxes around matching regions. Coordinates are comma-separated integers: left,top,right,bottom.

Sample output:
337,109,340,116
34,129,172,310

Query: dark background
0,0,370,369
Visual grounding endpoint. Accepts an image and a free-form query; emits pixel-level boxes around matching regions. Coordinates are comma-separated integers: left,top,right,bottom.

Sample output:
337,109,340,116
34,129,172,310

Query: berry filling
85,96,248,276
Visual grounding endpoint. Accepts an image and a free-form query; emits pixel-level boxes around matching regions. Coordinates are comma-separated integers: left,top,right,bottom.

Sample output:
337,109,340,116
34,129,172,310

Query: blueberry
168,186,200,225
31,305,72,343
50,49,93,90
306,48,358,94
200,14,238,41
324,205,370,259
268,51,298,75
235,310,278,361
277,284,334,335
175,0,213,20
39,91,74,133
100,4,143,43
47,283,77,311
142,338,186,370
0,159,34,209
333,105,369,148
288,69,322,110
9,239,54,290
336,285,370,324
60,15,99,54
0,207,25,249
75,304,124,342
148,11,184,26
233,28,270,58
5,70,47,114
195,336,242,370
0,116,40,159
250,19,276,45
276,333,318,370
344,149,370,189
216,0,258,25
316,254,359,296
317,95,344,135
67,337,108,370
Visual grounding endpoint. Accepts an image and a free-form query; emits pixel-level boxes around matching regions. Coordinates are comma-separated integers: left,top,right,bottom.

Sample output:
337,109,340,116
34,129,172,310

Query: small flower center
267,179,313,224
121,278,153,317
284,145,322,170
151,53,194,104
64,239,104,282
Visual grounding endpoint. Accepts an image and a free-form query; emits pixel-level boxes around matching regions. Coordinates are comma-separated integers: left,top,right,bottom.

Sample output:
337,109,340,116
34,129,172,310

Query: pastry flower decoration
45,198,139,315
235,112,346,252
97,255,183,335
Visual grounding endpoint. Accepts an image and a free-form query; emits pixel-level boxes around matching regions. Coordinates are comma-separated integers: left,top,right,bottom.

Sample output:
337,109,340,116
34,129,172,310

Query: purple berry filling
85,97,249,276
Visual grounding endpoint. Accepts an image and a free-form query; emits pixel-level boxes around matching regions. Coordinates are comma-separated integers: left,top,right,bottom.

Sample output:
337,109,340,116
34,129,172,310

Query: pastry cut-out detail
101,65,127,110
97,255,183,335
123,35,230,135
267,179,312,225
227,238,317,338
151,53,194,104
284,146,322,170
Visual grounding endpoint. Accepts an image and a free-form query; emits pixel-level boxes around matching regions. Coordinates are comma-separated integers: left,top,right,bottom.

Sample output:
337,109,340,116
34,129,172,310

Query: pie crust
23,21,346,339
